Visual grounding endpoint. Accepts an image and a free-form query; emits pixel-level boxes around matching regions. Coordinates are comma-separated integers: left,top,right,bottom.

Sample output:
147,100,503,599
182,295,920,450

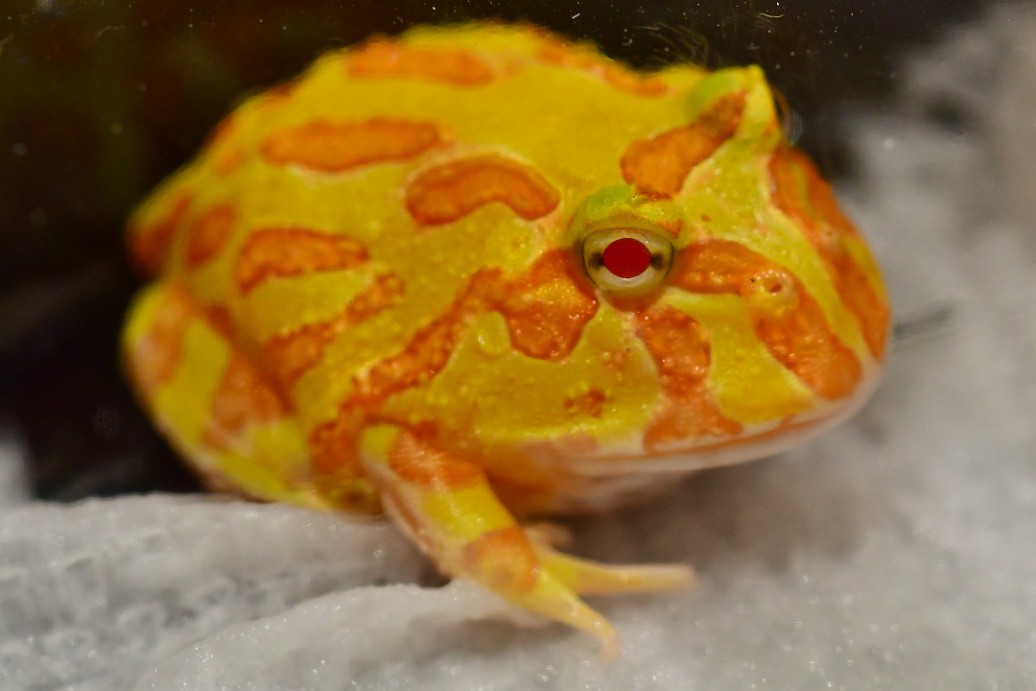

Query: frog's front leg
359,424,692,657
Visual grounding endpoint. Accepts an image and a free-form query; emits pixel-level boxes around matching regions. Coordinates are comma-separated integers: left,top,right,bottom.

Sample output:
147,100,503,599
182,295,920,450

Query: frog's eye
581,228,673,297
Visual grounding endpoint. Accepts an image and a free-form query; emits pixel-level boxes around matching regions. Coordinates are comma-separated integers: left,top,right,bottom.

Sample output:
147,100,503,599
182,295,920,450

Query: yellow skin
122,24,890,656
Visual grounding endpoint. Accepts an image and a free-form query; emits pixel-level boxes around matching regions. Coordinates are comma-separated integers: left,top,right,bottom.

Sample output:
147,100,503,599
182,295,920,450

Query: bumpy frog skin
122,24,890,656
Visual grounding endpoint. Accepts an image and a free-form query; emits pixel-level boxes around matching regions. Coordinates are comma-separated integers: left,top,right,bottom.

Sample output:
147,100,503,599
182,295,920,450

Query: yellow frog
122,23,889,656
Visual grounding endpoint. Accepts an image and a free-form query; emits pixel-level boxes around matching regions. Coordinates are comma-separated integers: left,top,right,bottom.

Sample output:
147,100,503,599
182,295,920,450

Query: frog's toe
503,564,621,659
535,544,694,595
524,523,694,594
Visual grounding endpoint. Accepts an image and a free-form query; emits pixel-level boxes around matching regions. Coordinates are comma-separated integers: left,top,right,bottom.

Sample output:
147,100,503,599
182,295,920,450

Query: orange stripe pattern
405,155,560,226
621,92,746,198
234,228,369,294
672,240,862,400
347,40,497,85
769,147,890,359
261,118,444,173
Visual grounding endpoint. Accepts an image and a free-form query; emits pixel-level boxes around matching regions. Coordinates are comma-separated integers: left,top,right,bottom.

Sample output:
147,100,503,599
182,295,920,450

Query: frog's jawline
559,371,880,477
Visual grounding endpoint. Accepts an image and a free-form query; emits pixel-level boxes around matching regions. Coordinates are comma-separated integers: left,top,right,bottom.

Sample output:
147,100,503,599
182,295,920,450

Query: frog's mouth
553,374,879,477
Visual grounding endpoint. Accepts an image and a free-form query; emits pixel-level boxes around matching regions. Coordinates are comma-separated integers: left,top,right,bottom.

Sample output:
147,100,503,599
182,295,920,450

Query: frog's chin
557,375,880,477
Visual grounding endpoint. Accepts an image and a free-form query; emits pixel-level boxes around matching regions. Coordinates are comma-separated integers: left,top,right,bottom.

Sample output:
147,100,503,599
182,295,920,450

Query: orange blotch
536,38,668,97
564,388,607,418
405,155,560,226
185,203,237,267
201,353,287,451
204,305,236,340
621,91,746,198
461,526,540,594
305,253,597,476
835,260,890,359
673,240,862,400
128,193,193,276
235,227,369,294
387,433,483,490
755,292,863,401
261,118,444,173
126,285,194,397
306,412,381,513
213,147,246,176
351,273,496,409
347,253,595,413
636,305,742,449
494,250,598,360
263,273,404,385
308,410,364,476
347,39,496,86
671,239,794,297
769,147,890,359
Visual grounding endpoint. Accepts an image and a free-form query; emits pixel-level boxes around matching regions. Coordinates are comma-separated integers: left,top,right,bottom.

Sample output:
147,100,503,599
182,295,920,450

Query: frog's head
553,66,890,474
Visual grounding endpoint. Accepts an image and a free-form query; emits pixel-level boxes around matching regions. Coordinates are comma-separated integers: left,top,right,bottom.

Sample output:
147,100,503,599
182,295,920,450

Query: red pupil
601,238,651,279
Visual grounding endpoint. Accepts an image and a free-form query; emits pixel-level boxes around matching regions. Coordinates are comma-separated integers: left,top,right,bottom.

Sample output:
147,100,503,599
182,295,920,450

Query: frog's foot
359,424,693,658
123,282,327,508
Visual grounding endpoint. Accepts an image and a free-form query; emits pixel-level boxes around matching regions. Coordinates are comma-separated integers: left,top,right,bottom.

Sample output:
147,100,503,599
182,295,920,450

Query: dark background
0,0,987,500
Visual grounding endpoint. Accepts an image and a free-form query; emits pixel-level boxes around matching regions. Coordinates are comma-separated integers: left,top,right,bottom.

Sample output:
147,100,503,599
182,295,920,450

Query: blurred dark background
0,0,987,500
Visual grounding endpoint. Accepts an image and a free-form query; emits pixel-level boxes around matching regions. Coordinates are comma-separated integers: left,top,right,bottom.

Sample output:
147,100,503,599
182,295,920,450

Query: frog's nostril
602,238,651,278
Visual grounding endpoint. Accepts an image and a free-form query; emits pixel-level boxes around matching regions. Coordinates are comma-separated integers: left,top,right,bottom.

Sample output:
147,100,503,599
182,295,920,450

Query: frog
122,23,890,657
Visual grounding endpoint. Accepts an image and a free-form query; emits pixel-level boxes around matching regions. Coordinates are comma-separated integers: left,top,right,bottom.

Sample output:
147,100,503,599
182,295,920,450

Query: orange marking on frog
754,295,863,400
128,193,193,276
235,228,369,294
536,38,668,97
673,240,862,400
769,147,890,359
636,305,742,449
405,154,560,226
308,408,365,474
212,148,246,176
204,305,236,340
353,251,594,407
494,249,598,360
261,118,444,173
308,251,597,475
184,203,237,267
351,271,498,409
263,273,404,385
388,434,483,489
621,91,746,198
462,526,539,592
125,285,194,397
201,353,288,451
347,39,497,85
564,388,607,418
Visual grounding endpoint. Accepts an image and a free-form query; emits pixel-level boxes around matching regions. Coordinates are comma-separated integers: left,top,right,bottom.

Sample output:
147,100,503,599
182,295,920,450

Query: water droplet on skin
474,328,509,357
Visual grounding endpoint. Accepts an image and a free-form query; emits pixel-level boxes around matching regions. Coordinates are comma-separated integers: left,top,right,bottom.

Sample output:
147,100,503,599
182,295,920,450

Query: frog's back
127,24,709,431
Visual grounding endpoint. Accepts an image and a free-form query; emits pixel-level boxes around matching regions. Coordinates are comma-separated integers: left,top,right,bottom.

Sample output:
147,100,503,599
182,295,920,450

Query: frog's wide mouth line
558,371,881,477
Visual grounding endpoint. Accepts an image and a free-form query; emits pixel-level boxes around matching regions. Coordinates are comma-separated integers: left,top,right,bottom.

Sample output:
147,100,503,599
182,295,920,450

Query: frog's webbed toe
359,424,692,657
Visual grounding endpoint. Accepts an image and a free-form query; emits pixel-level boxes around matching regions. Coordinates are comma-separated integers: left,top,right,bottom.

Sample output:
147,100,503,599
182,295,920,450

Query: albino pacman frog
122,23,890,656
